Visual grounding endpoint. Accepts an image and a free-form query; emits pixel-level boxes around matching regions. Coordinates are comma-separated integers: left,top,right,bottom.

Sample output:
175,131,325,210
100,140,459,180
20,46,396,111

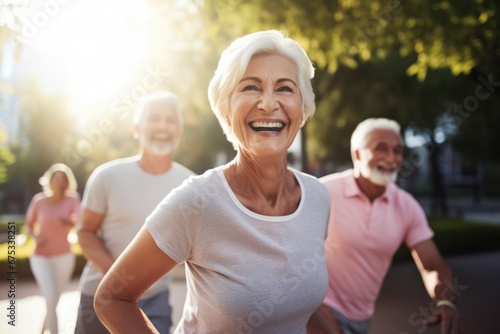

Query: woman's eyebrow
277,78,297,85
237,77,297,85
238,76,261,84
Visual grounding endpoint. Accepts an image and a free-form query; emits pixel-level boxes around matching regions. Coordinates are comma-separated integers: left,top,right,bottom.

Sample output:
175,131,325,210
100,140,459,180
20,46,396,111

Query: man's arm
411,239,465,333
76,208,115,274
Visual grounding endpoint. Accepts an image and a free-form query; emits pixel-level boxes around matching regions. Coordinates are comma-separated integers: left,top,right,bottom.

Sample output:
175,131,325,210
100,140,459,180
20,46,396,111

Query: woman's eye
277,86,294,93
242,85,259,91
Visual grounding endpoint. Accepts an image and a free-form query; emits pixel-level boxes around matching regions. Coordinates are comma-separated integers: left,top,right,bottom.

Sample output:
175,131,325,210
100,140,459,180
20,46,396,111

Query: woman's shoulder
31,192,48,203
186,166,220,183
168,167,221,196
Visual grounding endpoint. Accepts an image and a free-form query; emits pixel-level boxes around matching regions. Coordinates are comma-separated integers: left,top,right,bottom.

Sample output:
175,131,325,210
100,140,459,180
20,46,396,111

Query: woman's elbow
94,283,112,321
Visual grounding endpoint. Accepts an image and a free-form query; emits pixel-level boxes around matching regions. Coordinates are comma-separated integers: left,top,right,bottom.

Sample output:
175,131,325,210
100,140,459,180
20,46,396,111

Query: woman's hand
58,216,75,227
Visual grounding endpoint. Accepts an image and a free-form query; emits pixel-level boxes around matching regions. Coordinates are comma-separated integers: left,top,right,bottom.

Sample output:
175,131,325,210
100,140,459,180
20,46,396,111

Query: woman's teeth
250,122,284,132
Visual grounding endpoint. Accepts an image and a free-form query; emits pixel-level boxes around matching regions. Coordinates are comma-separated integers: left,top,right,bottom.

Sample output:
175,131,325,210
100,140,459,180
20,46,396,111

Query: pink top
26,192,81,256
320,170,433,321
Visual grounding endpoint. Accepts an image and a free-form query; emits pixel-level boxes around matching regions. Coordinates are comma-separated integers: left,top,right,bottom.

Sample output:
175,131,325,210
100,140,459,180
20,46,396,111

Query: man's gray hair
133,91,183,128
350,118,401,151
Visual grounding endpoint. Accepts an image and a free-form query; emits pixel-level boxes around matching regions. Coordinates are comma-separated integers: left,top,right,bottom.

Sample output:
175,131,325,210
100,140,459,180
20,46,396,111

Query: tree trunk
429,137,449,216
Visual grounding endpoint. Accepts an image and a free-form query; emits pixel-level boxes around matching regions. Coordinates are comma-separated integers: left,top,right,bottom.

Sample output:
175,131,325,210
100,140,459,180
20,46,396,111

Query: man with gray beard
308,118,465,334
75,91,195,334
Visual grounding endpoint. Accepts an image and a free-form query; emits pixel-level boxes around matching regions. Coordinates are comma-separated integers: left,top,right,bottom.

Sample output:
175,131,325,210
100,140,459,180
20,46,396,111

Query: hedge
393,217,500,262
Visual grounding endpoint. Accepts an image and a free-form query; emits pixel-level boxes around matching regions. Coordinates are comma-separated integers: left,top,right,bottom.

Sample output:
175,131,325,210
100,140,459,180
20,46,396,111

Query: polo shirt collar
344,169,396,202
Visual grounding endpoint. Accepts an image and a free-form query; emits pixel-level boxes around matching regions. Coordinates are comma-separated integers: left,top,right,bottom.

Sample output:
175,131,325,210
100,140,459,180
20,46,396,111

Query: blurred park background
1,1,500,333
1,2,500,244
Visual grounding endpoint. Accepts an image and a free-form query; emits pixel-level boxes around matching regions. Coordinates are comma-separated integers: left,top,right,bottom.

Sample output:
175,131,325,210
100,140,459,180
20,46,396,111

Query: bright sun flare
21,1,153,117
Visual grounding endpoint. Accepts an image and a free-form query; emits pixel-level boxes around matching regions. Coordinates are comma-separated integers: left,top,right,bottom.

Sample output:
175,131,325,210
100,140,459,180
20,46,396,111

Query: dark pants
74,290,172,334
328,306,371,334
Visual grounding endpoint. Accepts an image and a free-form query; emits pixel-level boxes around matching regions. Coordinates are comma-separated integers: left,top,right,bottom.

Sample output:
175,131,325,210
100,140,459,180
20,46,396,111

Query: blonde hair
39,163,78,196
208,30,316,148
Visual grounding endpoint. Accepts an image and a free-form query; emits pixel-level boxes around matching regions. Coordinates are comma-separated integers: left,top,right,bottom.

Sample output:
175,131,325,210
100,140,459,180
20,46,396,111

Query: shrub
0,231,87,281
393,217,500,262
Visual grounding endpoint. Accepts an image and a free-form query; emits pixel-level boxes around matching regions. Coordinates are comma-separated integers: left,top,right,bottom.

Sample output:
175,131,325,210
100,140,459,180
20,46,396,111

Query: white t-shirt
79,156,195,299
147,167,331,334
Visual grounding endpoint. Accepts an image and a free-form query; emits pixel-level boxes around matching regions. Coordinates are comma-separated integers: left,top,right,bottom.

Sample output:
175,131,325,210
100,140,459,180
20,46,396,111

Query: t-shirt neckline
216,167,304,222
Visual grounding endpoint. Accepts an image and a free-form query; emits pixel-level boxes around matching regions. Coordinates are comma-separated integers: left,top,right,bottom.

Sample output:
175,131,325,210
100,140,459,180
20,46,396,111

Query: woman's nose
257,91,278,113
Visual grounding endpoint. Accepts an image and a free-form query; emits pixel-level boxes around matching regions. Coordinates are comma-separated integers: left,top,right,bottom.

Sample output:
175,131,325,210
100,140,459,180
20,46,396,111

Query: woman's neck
49,191,65,203
223,152,299,215
229,152,289,189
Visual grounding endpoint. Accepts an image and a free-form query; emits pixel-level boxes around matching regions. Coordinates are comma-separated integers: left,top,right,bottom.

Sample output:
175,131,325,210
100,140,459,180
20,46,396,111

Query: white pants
30,253,75,334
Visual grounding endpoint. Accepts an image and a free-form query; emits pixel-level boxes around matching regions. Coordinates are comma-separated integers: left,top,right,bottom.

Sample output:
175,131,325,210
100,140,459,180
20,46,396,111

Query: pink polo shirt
26,192,81,256
320,169,433,321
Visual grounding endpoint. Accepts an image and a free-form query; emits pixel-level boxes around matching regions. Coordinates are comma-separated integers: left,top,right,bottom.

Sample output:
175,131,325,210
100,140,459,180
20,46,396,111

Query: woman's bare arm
94,225,178,333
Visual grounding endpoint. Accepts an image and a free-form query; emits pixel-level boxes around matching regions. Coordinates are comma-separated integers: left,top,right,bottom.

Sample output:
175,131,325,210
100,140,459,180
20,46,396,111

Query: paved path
2,251,499,333
370,251,500,334
0,273,187,334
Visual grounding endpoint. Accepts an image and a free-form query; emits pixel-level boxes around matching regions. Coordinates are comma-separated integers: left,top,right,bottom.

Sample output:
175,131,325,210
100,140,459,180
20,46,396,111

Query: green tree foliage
15,79,74,196
2,0,499,199
202,0,499,169
0,128,15,184
206,0,498,78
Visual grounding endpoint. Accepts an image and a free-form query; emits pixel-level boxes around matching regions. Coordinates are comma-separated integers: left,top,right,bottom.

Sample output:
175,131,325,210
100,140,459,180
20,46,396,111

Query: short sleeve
82,167,108,214
146,178,202,264
404,196,434,248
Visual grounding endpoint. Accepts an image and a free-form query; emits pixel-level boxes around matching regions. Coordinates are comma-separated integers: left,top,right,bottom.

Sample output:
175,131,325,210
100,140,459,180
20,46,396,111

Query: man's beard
148,142,176,155
361,161,399,186
144,137,179,156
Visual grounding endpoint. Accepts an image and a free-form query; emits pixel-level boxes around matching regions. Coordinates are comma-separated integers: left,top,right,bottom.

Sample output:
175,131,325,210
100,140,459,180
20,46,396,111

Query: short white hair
208,29,316,147
133,91,183,128
350,118,401,152
39,163,78,196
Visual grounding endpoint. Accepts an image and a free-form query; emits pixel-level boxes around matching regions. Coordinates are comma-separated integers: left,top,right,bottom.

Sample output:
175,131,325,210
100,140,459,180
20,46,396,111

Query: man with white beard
308,118,464,334
75,91,195,334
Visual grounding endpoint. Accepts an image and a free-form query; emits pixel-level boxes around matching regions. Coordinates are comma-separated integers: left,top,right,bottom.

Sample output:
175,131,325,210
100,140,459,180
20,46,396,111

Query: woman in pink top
26,163,80,334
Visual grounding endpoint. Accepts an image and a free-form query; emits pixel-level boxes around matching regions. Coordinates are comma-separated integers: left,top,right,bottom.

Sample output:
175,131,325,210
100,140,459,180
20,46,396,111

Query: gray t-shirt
147,167,330,333
79,156,195,299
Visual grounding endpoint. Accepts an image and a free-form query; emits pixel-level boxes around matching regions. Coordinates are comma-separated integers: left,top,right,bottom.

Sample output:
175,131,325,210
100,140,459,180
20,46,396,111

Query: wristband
436,300,457,310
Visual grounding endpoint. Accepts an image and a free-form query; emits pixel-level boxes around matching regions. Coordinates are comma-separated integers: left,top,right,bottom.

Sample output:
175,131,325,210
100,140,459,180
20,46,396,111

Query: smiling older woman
94,30,331,334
